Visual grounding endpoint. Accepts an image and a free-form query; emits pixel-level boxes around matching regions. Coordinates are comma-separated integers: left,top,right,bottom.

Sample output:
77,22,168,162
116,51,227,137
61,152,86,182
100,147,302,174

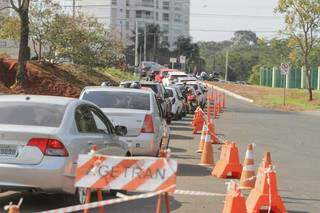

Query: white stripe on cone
245,151,254,159
243,165,255,171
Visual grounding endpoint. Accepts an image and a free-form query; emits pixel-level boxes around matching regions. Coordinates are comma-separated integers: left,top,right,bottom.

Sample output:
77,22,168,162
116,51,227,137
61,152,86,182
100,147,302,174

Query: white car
0,95,128,203
177,76,198,83
165,86,184,120
80,87,170,157
163,71,188,86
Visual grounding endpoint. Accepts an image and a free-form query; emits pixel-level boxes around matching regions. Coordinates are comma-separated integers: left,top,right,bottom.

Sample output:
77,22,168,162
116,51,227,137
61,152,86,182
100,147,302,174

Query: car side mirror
115,125,127,136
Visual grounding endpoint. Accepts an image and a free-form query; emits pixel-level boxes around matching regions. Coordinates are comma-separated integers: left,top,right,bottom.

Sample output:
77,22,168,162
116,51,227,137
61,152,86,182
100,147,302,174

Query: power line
189,29,278,33
191,13,284,19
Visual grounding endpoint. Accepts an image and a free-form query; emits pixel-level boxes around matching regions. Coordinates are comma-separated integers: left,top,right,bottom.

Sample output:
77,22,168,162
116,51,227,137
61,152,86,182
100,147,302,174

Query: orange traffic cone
222,181,247,213
246,165,286,213
219,93,224,113
214,103,219,119
197,124,207,153
207,119,220,144
239,144,255,189
207,97,211,121
211,142,242,178
199,130,214,166
222,92,226,108
260,152,272,170
192,107,204,134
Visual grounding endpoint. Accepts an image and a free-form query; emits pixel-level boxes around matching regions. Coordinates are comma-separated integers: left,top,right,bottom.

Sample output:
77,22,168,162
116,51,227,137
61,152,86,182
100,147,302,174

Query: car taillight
27,138,69,157
188,95,195,101
141,114,154,133
172,98,176,104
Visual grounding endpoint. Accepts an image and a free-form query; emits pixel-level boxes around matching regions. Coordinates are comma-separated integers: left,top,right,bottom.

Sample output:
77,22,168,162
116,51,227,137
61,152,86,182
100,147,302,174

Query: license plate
0,145,17,157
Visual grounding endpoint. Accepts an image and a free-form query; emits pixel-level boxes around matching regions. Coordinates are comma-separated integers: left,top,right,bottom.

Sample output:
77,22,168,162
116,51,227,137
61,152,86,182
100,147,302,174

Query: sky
190,0,285,42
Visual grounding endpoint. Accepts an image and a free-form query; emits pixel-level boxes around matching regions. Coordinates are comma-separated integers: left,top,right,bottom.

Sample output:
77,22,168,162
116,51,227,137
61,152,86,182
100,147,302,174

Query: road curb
205,83,254,103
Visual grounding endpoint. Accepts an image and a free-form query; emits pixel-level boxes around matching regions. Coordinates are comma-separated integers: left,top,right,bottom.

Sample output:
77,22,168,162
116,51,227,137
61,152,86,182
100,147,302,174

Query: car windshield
83,91,150,110
140,84,159,94
0,102,66,127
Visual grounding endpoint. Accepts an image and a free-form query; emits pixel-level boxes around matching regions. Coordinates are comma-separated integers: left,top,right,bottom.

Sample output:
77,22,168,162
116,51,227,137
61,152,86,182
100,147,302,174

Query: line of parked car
0,67,207,204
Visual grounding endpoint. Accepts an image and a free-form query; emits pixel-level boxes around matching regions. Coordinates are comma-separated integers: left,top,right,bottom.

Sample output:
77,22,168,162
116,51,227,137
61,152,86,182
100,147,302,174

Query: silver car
80,87,170,157
0,95,129,202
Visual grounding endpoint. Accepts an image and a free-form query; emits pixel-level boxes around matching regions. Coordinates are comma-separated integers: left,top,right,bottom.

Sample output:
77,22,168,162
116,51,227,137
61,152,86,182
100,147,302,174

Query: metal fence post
272,67,276,88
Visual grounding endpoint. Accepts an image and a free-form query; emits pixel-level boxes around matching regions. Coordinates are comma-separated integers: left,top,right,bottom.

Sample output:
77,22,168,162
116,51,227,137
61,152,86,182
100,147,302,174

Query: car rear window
189,84,199,90
166,89,174,97
171,75,187,80
0,102,66,127
83,91,150,110
140,84,159,94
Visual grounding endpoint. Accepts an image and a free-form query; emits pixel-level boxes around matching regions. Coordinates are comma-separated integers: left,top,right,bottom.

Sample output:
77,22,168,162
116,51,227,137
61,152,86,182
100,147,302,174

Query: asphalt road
0,93,319,212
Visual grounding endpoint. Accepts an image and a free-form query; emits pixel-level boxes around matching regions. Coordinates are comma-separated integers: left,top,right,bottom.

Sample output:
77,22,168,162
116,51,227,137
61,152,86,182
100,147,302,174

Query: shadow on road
171,154,200,161
283,196,320,202
171,122,191,127
170,147,187,153
170,126,193,132
0,191,183,213
170,134,194,140
177,163,211,177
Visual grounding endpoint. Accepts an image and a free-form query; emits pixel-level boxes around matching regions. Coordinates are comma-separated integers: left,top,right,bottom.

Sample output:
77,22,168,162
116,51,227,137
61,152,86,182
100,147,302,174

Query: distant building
60,0,190,50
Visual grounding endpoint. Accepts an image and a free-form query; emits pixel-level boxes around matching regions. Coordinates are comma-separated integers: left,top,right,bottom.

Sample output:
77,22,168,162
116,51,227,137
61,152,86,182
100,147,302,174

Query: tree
127,24,167,64
174,36,201,73
0,14,20,39
44,13,124,68
3,0,31,86
232,30,258,46
30,0,61,60
276,0,320,101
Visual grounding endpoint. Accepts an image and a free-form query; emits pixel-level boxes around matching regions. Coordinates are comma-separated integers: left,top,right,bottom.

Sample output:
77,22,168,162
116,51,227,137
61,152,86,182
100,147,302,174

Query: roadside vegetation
212,82,320,111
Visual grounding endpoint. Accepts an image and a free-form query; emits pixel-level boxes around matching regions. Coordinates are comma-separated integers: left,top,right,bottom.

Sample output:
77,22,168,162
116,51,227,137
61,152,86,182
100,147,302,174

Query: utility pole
134,22,139,76
72,0,76,18
153,33,157,62
143,25,147,61
225,51,229,81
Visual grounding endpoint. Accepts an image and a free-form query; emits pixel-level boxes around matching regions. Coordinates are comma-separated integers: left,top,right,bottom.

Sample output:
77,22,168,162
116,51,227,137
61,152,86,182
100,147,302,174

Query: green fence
260,67,320,90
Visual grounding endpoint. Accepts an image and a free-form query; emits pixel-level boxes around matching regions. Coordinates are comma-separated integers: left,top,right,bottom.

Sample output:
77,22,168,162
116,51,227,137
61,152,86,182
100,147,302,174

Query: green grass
211,82,320,111
101,68,137,82
254,89,320,111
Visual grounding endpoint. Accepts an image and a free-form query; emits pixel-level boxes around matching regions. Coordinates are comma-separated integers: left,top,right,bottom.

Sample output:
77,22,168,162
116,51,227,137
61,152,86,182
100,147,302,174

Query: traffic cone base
211,142,242,179
246,192,286,213
246,166,286,213
222,183,247,213
192,107,204,134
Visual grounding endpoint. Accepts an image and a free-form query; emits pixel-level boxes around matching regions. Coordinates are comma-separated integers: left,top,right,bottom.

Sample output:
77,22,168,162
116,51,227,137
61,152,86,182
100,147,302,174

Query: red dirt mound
0,60,116,98
11,62,81,98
